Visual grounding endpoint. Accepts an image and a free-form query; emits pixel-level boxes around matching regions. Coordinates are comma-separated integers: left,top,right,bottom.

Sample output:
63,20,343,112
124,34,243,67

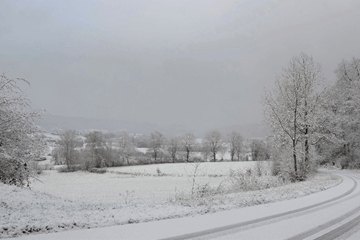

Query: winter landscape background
1,0,360,239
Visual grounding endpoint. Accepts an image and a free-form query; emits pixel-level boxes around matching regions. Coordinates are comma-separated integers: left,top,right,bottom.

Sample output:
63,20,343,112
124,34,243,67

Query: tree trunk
153,150,157,162
304,127,309,165
304,101,309,168
293,139,297,173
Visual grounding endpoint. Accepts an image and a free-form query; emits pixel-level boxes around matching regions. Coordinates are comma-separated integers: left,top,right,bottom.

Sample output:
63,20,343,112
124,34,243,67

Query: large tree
318,58,360,168
264,53,324,179
0,74,44,186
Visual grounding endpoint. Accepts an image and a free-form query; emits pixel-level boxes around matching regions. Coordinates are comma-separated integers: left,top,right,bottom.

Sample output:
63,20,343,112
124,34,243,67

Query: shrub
0,153,31,187
225,163,284,193
57,165,81,173
29,161,42,175
89,168,107,174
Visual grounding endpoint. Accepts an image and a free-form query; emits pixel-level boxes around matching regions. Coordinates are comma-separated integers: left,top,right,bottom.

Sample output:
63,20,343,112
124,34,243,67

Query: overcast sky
1,0,360,130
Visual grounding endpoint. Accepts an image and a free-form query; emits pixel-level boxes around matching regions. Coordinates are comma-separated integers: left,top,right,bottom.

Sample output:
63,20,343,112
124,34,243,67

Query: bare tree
264,53,323,179
166,137,180,163
203,130,223,162
149,131,165,162
180,133,197,162
227,131,243,161
250,139,270,161
85,131,105,168
118,131,136,165
59,130,78,171
0,74,44,186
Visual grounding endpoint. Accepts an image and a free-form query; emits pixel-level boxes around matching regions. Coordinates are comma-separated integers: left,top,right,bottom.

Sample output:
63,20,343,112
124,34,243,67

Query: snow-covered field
29,162,254,204
0,163,342,239
108,162,254,177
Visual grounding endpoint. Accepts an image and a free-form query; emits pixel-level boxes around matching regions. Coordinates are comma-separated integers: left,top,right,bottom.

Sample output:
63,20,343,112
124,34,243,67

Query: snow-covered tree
227,131,243,161
118,131,136,165
263,53,324,180
317,58,360,168
180,133,196,162
250,139,270,161
59,130,79,171
166,137,180,163
85,131,105,168
149,131,165,162
203,130,223,162
0,74,44,186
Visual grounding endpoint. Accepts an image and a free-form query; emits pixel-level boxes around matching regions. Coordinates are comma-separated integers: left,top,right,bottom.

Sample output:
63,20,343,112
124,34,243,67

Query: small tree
118,131,136,165
203,130,223,162
180,133,197,162
167,137,180,163
250,140,270,161
85,131,105,168
227,131,243,161
59,130,78,171
149,131,165,162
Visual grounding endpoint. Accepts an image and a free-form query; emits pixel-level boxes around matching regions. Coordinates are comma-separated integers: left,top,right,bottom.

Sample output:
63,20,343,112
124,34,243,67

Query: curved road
177,171,360,240
15,170,360,240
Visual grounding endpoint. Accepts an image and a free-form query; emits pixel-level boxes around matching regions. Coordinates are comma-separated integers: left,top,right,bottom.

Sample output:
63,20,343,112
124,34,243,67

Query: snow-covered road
13,170,360,240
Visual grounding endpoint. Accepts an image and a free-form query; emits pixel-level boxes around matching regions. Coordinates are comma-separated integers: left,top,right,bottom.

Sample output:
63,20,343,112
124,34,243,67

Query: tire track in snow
162,174,356,240
286,175,360,240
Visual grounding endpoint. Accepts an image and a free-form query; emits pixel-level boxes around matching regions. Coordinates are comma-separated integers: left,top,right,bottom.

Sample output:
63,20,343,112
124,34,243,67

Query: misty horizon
1,0,360,130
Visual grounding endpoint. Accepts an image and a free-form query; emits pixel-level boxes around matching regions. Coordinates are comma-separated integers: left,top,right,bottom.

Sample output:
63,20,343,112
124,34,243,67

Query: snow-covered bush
226,167,284,192
0,74,44,187
0,151,31,186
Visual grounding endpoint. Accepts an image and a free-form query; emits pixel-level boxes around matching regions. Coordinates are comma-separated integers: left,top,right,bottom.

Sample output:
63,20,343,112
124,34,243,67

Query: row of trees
264,53,360,181
53,129,250,171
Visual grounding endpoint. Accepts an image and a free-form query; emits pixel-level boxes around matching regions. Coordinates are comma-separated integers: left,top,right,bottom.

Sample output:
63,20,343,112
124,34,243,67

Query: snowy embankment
0,164,341,239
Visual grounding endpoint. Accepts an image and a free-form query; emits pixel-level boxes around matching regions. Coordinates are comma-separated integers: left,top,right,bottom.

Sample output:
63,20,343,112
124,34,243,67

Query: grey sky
1,0,360,130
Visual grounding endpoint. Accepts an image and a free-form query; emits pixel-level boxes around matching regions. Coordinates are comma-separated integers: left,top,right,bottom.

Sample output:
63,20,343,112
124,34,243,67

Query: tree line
52,130,251,172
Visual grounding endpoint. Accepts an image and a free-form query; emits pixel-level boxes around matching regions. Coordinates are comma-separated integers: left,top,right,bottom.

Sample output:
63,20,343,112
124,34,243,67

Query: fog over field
1,0,360,130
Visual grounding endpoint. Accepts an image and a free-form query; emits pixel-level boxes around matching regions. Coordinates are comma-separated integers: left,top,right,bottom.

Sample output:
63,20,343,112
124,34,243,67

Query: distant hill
36,115,269,138
35,115,190,136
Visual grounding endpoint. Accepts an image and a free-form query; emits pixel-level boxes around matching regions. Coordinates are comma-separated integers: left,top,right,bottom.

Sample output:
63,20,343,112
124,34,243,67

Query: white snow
0,165,342,239
108,162,255,177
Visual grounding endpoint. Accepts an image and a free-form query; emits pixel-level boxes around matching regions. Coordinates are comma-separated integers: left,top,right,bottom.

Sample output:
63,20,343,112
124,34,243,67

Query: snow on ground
30,162,255,204
29,171,224,204
0,164,342,239
108,162,254,177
